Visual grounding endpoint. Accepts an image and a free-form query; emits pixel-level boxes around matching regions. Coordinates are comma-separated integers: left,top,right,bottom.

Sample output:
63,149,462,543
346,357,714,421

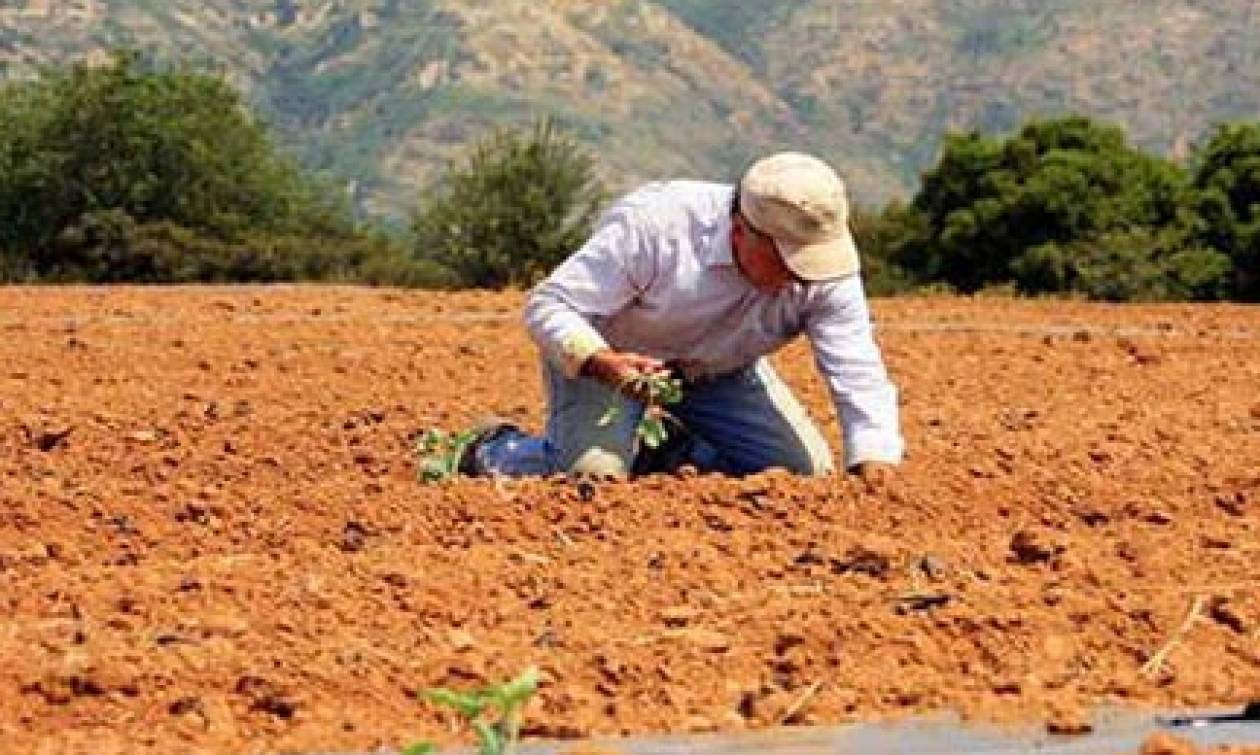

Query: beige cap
738,151,860,281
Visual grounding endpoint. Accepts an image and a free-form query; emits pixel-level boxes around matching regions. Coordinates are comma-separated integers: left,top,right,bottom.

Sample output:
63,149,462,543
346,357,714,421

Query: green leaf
639,417,666,448
420,457,451,483
490,666,540,707
401,743,439,755
656,377,684,405
472,719,503,755
597,405,620,427
425,688,487,719
419,428,447,453
416,427,481,484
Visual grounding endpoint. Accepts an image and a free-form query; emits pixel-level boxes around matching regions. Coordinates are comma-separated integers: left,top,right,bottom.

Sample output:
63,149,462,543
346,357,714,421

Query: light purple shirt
524,180,904,467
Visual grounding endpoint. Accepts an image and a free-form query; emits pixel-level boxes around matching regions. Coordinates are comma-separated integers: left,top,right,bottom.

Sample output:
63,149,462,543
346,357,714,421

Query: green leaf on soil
426,687,487,718
414,428,479,484
416,667,540,755
489,666,539,707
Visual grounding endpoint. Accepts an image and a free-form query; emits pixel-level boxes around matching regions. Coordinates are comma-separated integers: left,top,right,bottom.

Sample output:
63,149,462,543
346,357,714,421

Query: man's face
732,213,799,293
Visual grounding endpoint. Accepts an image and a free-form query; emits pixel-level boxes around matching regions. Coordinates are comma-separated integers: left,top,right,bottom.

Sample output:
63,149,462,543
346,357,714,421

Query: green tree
1192,122,1260,300
849,201,925,296
410,117,607,289
907,116,1203,297
0,51,351,278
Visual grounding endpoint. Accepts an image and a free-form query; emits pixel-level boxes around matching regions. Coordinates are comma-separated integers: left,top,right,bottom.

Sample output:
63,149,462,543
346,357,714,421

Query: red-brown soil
1,286,1258,754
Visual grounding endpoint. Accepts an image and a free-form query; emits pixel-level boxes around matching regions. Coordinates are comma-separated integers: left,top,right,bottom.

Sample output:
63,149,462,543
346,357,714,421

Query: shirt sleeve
804,277,905,469
524,201,658,377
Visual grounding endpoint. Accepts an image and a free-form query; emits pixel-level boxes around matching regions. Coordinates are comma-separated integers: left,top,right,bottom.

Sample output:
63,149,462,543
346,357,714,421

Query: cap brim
776,227,860,282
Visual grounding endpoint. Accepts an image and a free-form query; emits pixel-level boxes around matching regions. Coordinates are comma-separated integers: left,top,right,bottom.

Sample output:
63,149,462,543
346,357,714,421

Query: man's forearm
524,285,611,378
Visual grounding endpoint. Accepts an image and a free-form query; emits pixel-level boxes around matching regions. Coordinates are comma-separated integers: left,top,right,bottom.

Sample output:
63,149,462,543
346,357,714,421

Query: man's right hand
581,349,668,400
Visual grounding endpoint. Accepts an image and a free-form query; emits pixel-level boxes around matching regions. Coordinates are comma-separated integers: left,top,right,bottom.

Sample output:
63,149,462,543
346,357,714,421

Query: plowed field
2,287,1258,753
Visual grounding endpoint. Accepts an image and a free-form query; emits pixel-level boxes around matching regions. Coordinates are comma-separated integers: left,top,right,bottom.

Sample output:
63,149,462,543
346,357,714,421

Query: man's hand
581,349,668,401
851,461,897,489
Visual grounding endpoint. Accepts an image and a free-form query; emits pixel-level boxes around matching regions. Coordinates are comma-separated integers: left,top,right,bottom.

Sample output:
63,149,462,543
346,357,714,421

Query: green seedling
597,371,684,449
405,666,540,755
415,427,479,484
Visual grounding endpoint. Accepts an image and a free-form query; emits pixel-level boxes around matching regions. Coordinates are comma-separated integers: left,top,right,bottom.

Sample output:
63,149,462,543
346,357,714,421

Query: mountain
3,0,1259,220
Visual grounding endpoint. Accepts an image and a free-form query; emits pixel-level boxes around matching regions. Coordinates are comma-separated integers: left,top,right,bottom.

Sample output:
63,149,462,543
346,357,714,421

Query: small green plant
415,428,478,484
404,666,540,755
598,371,684,448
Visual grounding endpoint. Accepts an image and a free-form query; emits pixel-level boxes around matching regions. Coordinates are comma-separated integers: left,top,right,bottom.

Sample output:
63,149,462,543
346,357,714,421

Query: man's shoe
416,416,518,482
455,416,519,476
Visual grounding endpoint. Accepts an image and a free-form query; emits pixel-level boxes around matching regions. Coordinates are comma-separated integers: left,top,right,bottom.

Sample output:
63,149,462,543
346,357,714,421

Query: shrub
1012,228,1231,302
410,117,607,289
36,209,441,286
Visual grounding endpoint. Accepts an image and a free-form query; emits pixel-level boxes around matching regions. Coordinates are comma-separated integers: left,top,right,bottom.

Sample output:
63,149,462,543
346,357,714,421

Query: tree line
857,117,1259,301
2,53,1258,302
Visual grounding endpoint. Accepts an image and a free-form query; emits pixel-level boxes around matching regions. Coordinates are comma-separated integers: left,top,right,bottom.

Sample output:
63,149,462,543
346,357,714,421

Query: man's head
733,152,860,284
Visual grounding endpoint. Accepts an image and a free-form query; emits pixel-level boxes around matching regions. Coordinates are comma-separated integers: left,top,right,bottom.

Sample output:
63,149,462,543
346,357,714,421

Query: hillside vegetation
3,0,1259,218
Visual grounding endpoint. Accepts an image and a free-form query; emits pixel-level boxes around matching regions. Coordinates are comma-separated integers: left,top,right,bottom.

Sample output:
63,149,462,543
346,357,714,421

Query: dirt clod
1207,597,1249,634
27,423,74,451
1045,702,1092,735
830,546,892,578
1010,529,1065,564
1139,732,1199,755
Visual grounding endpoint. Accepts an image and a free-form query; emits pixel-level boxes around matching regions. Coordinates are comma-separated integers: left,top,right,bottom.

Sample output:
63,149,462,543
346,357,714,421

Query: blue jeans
476,358,834,477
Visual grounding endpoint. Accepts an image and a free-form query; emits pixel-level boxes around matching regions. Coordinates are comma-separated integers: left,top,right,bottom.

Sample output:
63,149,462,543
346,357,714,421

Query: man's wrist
559,331,609,379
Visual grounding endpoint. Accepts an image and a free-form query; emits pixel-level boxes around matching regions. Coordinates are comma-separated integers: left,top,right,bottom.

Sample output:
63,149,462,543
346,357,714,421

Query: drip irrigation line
3,312,1259,340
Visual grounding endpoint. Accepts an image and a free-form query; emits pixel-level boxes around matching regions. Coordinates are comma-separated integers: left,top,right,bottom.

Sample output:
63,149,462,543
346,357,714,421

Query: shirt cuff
555,328,609,379
843,431,904,470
